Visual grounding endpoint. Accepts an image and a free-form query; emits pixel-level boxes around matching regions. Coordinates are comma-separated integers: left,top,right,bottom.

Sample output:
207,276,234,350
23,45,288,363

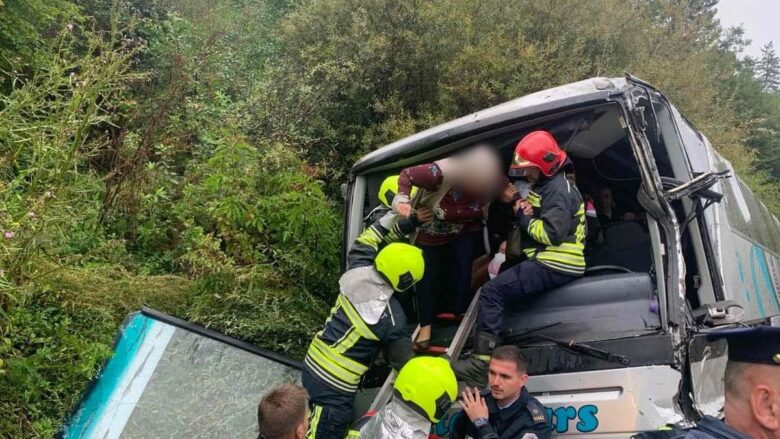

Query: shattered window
63,311,301,439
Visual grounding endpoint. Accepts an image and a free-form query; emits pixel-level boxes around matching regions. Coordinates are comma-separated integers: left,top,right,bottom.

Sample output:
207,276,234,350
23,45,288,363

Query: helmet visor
508,161,537,178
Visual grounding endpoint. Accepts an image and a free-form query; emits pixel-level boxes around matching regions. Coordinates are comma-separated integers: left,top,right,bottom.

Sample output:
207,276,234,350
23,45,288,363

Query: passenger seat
590,221,653,273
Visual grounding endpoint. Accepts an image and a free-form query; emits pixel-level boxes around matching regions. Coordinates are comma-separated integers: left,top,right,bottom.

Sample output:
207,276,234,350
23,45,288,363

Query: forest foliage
1,0,779,436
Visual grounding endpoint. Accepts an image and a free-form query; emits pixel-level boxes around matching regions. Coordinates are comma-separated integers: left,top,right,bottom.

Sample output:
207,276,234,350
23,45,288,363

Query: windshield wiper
527,334,631,366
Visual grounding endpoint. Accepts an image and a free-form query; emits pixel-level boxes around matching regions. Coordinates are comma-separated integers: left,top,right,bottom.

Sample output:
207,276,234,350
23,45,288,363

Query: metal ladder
367,289,480,411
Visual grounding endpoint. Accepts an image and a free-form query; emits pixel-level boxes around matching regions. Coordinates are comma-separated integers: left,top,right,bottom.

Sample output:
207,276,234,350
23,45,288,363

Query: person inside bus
597,186,637,224
453,131,586,386
394,146,511,350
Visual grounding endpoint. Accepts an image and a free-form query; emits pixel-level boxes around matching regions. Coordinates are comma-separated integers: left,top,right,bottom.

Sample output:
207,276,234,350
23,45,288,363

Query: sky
716,0,780,59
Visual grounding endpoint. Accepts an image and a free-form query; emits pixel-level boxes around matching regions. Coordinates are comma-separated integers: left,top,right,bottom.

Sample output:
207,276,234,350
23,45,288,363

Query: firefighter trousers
478,260,576,335
302,367,355,439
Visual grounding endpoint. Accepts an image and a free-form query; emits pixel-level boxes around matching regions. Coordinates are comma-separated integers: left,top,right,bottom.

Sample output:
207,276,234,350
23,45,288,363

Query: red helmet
509,131,567,177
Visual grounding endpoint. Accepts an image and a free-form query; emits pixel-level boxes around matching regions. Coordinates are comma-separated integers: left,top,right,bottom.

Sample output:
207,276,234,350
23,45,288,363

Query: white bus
345,75,780,437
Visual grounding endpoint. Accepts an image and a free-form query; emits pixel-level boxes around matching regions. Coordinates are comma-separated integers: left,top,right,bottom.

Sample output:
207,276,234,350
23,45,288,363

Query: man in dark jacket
454,131,586,386
632,326,780,439
451,345,551,439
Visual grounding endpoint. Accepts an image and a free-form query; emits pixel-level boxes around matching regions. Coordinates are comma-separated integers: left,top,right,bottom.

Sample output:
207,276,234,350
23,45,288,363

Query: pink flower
4,231,15,239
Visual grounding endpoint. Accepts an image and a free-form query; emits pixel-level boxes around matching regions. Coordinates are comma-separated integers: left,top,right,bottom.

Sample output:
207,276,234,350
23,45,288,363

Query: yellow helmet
378,175,418,208
374,243,424,292
393,356,457,423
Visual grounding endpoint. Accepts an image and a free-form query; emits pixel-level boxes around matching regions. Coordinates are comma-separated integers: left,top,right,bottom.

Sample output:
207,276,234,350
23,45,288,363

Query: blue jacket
632,416,750,439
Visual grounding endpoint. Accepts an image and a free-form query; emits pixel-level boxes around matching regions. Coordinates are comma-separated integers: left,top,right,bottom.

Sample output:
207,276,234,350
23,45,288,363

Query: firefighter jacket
303,212,417,395
517,171,586,276
346,400,431,439
450,388,551,439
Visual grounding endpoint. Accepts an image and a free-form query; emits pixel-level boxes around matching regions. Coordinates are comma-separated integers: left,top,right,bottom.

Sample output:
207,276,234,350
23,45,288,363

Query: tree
756,41,780,91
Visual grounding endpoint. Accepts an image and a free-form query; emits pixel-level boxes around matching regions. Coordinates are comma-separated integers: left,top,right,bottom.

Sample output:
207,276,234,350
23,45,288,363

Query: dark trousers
417,232,478,327
477,260,576,335
301,368,354,439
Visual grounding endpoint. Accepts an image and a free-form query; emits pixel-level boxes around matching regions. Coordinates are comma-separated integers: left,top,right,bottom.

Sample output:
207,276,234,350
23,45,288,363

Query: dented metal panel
351,77,627,175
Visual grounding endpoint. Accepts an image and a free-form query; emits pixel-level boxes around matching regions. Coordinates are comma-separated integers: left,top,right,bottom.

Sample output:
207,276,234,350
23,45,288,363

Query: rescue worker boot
451,331,501,388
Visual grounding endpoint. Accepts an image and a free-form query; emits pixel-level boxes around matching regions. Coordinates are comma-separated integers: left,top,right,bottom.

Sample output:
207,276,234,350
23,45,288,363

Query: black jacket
516,171,586,276
451,387,551,439
632,416,750,439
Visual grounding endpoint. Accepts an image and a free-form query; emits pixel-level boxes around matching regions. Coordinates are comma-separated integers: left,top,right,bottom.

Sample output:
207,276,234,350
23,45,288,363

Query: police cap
706,326,780,365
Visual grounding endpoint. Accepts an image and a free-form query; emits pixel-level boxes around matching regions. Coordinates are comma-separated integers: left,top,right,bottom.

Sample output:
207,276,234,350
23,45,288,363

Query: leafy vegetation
1,0,778,436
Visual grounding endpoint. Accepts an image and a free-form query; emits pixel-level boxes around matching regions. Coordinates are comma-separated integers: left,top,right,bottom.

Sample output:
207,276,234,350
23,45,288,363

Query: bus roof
351,76,629,175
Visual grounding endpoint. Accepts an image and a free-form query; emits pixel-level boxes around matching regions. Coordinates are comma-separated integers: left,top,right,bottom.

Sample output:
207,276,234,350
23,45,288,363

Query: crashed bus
345,75,780,436
63,75,780,438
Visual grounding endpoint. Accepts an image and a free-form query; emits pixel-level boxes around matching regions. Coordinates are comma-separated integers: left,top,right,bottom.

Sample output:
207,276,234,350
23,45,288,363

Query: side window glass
714,153,780,255
648,98,687,179
672,108,709,174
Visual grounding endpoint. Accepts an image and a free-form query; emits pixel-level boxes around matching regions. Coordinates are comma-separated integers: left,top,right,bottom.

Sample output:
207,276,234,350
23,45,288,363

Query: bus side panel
433,366,683,437
708,150,780,322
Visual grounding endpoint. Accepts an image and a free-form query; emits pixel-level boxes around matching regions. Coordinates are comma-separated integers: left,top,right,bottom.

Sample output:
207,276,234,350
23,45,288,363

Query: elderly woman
394,146,513,349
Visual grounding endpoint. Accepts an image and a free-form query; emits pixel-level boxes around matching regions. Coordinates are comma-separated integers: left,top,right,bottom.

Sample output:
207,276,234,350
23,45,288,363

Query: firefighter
351,176,429,269
453,131,586,386
633,326,780,439
363,175,420,227
302,231,425,439
347,356,458,438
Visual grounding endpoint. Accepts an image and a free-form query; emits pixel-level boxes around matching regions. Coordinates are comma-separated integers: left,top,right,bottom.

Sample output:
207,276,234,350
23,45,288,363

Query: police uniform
632,326,780,439
450,387,551,439
302,213,422,439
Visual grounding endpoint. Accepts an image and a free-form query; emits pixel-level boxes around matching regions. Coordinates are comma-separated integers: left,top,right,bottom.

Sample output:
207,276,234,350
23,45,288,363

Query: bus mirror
661,170,730,203
340,183,348,200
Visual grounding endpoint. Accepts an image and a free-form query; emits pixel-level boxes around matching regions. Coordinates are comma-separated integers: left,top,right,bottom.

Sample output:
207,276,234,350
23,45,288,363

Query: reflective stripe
355,227,382,251
311,338,368,377
304,355,357,393
545,242,585,255
333,327,363,355
338,295,379,341
537,251,586,266
527,191,541,207
306,404,324,439
537,260,585,275
346,430,361,438
528,218,551,245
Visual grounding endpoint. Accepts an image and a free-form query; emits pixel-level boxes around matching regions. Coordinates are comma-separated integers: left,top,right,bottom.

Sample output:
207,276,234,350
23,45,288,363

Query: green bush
185,266,328,359
174,138,341,296
2,0,780,437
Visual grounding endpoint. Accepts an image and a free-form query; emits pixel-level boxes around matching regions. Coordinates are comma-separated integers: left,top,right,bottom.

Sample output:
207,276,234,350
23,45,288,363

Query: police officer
302,224,426,439
347,356,458,438
450,345,551,439
633,326,780,439
454,131,586,386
